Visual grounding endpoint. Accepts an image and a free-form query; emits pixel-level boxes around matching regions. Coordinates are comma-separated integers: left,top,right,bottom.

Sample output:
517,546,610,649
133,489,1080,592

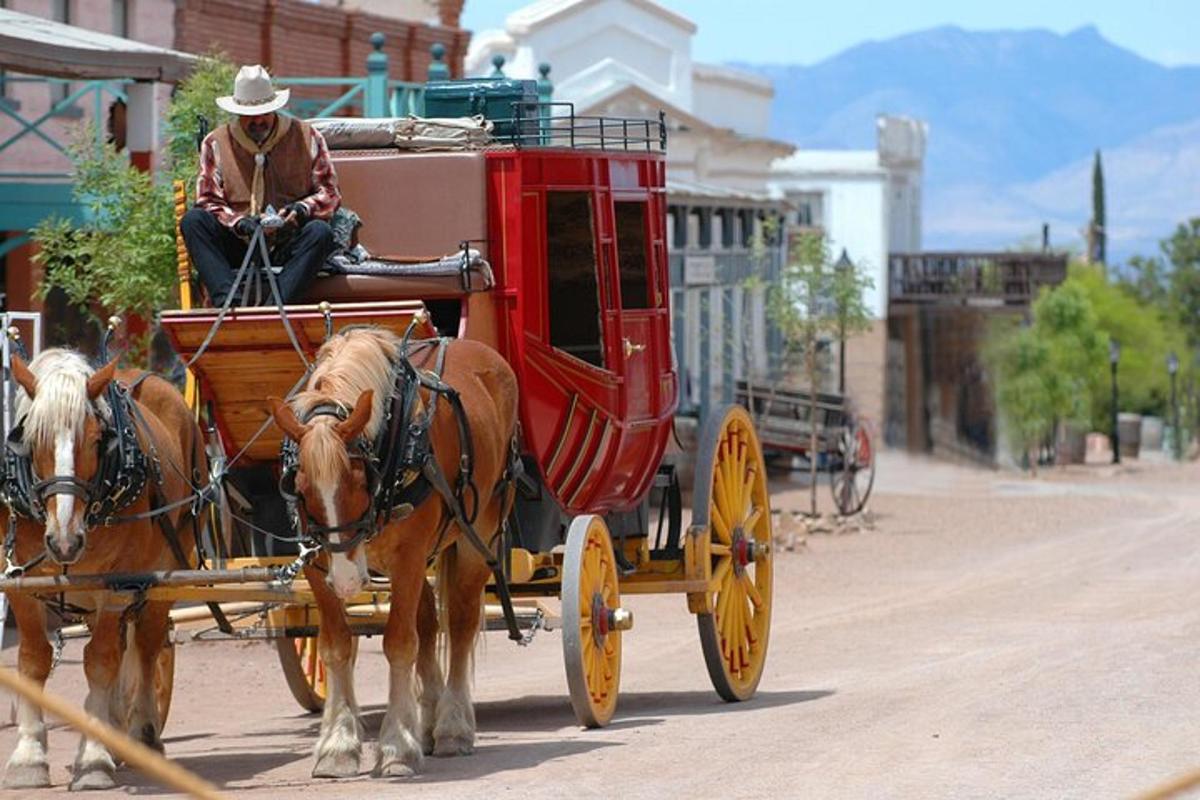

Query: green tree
987,279,1106,469
767,232,873,515
31,55,235,354
1090,150,1106,264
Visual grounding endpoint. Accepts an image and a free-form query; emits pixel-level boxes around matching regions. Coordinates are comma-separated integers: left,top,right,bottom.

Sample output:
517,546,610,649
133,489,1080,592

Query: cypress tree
1091,150,1106,264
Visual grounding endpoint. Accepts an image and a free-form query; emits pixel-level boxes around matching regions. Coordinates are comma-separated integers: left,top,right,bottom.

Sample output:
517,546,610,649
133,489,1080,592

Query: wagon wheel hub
590,592,633,646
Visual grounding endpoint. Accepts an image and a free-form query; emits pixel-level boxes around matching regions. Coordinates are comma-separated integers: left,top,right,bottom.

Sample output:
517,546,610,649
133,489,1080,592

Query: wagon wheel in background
276,635,360,713
830,422,875,516
690,405,774,702
561,515,632,728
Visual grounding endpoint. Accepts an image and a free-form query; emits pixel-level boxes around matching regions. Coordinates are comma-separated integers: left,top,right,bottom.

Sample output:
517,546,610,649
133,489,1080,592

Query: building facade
768,115,928,428
0,0,469,317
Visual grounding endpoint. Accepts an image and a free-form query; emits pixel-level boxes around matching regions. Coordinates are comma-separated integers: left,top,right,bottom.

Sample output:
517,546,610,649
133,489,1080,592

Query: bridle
1,382,148,529
279,402,382,555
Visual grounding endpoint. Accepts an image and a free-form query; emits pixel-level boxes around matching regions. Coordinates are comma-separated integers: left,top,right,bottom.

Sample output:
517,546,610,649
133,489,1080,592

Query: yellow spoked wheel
561,515,633,728
692,405,774,701
276,634,359,713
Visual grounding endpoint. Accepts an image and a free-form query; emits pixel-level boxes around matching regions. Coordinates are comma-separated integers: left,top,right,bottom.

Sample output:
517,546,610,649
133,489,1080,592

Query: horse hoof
432,735,474,758
3,762,50,789
69,767,115,792
312,752,359,779
136,723,164,753
373,761,417,779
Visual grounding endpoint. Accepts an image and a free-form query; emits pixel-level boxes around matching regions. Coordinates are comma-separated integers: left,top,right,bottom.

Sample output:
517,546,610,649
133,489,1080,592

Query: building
768,115,928,428
0,0,469,319
466,0,794,420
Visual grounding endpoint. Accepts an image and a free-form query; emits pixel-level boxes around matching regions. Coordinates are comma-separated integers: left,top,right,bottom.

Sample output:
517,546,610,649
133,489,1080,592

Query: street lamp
1110,339,1121,464
1167,351,1180,460
835,248,853,395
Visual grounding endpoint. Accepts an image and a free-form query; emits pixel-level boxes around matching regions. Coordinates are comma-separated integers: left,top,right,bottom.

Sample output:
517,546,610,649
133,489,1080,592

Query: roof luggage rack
491,102,667,152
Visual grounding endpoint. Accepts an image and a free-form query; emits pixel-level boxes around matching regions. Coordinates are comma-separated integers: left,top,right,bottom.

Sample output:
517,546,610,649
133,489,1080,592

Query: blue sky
462,0,1200,66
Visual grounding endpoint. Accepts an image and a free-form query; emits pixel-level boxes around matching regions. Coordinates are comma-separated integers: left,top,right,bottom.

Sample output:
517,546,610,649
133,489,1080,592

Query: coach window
615,200,650,309
546,191,604,368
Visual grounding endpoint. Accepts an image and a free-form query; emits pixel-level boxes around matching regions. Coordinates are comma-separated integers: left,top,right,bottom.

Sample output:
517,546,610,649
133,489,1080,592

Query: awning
0,9,197,82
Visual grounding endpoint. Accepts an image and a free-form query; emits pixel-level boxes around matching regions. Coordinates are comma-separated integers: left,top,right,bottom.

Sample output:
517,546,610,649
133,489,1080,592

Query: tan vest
212,119,314,215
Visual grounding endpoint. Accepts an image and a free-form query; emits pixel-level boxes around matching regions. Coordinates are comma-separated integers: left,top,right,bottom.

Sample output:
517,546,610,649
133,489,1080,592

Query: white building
769,115,927,319
768,115,927,427
467,0,795,419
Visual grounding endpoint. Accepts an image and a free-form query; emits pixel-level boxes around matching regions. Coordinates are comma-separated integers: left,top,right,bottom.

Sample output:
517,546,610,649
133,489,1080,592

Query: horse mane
16,349,110,449
290,327,400,487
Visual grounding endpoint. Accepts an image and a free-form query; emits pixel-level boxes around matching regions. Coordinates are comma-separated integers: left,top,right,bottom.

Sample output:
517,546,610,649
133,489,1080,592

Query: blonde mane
15,349,110,450
290,327,400,487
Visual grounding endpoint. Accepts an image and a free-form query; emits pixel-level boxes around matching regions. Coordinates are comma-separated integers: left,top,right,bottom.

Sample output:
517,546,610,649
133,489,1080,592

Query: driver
180,65,340,307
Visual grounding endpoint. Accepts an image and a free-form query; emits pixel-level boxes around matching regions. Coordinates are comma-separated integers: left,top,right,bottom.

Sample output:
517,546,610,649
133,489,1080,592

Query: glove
283,202,310,226
234,216,260,238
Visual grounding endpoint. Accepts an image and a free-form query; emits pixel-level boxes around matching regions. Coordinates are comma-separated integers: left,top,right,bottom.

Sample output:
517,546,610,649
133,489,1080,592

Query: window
794,191,825,229
546,192,604,368
615,201,650,309
112,0,129,38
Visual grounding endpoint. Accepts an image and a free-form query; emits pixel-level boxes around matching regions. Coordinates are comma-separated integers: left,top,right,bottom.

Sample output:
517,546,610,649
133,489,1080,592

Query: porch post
126,80,156,173
365,32,389,118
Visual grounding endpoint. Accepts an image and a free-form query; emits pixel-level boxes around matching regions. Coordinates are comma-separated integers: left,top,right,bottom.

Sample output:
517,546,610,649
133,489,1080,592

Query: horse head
269,389,374,600
12,353,117,565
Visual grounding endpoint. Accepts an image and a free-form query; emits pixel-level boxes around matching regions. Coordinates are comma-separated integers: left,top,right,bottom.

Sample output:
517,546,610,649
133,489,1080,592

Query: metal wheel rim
694,405,773,702
561,515,622,728
831,425,875,515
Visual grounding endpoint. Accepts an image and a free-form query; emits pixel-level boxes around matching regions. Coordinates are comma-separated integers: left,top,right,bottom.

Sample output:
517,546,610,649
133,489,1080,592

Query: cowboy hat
216,65,290,115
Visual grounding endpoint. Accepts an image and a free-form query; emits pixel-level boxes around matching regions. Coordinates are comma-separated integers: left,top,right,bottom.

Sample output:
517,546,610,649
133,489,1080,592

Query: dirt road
2,454,1198,799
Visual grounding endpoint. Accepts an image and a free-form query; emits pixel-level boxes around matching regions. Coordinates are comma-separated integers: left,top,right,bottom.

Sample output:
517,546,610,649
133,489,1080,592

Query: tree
987,279,1106,470
1089,150,1106,265
1162,218,1200,347
767,232,872,515
31,55,235,361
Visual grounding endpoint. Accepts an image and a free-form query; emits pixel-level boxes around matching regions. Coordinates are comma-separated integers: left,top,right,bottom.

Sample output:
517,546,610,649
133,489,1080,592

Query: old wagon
147,84,775,726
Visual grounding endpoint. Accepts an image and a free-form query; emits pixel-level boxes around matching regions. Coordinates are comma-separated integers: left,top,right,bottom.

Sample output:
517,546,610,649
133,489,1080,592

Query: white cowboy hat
216,65,290,115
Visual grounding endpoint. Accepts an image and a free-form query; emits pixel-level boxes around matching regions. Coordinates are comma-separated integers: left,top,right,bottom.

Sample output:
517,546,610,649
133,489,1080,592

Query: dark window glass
546,192,604,368
615,201,649,309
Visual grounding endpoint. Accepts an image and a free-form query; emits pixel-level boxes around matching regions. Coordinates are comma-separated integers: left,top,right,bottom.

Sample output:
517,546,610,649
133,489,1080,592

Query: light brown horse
268,327,518,778
1,349,207,791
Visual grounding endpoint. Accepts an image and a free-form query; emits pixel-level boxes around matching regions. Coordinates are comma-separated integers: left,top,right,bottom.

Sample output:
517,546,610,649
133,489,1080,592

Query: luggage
423,79,539,140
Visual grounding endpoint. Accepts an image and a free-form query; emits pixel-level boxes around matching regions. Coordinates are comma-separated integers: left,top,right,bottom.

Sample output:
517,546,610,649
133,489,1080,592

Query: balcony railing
0,77,130,179
888,251,1068,307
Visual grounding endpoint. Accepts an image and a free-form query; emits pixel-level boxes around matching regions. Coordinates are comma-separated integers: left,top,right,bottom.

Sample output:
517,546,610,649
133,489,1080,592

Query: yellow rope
1133,769,1200,800
0,664,228,799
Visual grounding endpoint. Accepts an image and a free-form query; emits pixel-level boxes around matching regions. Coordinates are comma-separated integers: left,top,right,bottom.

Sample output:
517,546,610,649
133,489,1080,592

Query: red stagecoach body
162,139,678,516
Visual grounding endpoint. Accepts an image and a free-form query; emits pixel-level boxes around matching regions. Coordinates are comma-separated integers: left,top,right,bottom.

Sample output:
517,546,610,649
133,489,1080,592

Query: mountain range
737,25,1200,261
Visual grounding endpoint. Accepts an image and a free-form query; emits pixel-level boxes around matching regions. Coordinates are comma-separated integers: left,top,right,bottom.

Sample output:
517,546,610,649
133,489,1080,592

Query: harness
277,331,527,641
0,381,148,531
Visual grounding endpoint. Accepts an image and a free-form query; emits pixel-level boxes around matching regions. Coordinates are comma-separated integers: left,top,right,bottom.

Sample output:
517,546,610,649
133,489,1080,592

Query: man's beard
247,121,272,143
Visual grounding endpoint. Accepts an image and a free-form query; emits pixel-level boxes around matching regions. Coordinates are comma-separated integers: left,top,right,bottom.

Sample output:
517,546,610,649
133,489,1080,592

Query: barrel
1117,412,1142,459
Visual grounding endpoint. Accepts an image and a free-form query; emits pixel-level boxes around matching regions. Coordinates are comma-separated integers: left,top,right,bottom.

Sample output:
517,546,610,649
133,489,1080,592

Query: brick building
0,0,469,318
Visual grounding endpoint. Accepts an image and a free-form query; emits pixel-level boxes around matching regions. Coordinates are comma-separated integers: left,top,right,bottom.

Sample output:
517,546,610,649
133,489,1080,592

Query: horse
1,349,208,791
267,326,518,778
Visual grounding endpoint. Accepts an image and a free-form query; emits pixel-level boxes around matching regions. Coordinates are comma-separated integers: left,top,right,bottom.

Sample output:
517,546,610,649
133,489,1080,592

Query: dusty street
1,453,1198,799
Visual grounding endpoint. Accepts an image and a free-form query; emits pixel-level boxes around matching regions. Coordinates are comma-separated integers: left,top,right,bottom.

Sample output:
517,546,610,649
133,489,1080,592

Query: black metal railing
489,102,668,152
888,252,1068,307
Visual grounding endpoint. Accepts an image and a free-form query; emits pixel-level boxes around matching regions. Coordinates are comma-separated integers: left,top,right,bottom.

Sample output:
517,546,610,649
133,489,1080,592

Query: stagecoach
5,83,776,734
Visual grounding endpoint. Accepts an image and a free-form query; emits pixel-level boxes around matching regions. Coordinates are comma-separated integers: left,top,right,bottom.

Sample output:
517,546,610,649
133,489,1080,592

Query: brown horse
268,327,518,778
1,349,207,791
